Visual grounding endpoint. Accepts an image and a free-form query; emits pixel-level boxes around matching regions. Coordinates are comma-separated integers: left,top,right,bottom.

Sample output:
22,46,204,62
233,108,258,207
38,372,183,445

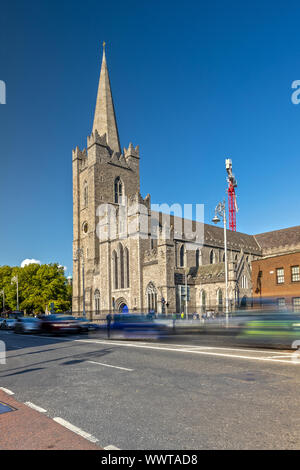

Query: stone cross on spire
92,42,121,153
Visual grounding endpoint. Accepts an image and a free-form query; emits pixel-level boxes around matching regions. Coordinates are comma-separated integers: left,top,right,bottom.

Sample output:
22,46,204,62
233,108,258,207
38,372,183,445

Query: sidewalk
0,390,102,450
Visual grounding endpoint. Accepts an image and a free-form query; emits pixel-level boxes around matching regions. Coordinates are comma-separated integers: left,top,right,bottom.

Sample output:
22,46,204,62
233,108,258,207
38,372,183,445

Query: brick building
252,251,300,312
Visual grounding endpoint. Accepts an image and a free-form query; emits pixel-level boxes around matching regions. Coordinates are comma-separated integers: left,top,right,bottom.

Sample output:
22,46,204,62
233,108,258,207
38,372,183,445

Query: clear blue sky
1,0,300,276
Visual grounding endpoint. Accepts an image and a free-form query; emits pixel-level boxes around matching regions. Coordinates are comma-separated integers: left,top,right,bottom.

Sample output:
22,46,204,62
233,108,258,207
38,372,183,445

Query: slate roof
151,210,299,256
191,262,225,282
254,225,300,252
151,211,262,254
203,224,261,253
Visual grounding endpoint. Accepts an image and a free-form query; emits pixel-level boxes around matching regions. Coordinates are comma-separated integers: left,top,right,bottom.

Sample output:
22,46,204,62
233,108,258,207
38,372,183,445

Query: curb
0,389,102,450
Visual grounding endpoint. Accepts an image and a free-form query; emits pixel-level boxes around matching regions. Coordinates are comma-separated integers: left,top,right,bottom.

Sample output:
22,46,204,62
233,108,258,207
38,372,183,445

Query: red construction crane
225,159,238,231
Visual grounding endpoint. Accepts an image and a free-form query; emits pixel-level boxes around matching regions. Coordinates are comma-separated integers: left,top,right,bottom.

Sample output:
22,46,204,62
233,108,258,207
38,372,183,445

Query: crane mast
225,159,238,231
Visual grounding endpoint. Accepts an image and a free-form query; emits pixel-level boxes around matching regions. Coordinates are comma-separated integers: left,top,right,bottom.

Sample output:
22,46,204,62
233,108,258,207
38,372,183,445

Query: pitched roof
150,212,300,256
192,262,225,280
254,225,300,252
152,211,262,254
203,224,261,253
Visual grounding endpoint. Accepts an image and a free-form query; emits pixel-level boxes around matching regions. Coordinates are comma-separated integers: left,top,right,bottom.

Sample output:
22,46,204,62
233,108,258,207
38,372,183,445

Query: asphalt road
1,329,300,450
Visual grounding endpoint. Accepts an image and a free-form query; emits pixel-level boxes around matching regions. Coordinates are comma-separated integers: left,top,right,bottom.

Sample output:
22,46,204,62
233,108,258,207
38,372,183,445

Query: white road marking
22,333,295,356
7,331,298,365
87,360,133,371
25,402,47,413
104,445,121,450
75,339,300,365
165,344,294,355
53,417,99,443
264,355,295,359
0,387,14,395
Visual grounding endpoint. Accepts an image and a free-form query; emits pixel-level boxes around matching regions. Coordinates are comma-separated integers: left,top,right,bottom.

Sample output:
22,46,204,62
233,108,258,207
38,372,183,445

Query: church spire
92,42,121,153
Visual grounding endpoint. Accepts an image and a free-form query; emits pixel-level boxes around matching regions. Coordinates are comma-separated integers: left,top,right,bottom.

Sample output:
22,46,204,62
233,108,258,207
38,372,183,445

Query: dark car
10,311,24,318
14,317,41,334
76,317,102,332
5,311,25,319
39,315,82,335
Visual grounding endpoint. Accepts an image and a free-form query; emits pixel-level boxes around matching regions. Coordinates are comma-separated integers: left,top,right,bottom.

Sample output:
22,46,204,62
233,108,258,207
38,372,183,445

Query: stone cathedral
72,47,299,319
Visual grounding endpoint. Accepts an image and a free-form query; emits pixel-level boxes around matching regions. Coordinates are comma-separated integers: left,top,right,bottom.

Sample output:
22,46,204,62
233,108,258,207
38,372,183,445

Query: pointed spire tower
92,42,121,153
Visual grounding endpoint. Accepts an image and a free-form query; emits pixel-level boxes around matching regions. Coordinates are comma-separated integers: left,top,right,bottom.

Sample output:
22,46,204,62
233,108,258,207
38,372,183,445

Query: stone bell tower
72,44,141,316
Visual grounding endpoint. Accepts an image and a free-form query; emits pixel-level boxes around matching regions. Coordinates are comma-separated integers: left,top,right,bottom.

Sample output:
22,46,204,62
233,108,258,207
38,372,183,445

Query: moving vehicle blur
1,318,17,330
76,317,102,332
39,315,82,335
235,310,300,348
14,317,41,334
110,313,167,339
4,311,25,319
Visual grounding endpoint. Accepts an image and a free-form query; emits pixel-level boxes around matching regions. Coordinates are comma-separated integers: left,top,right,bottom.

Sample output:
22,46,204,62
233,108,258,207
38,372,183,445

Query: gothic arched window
201,290,206,313
119,243,124,288
241,275,248,289
94,289,100,314
125,247,130,288
112,250,118,289
217,289,223,312
146,282,158,313
180,245,185,267
196,249,200,268
114,177,123,204
83,182,88,208
210,250,215,264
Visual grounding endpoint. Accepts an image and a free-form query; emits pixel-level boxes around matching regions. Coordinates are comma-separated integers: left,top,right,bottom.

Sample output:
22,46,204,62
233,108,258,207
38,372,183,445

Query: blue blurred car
110,313,167,339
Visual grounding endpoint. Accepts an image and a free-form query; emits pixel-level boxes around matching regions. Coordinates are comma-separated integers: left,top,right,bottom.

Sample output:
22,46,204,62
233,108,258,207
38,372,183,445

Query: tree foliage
0,264,72,314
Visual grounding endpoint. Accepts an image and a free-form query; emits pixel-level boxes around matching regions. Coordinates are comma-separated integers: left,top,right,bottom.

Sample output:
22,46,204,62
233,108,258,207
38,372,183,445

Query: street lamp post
74,248,86,317
185,271,188,319
212,200,229,326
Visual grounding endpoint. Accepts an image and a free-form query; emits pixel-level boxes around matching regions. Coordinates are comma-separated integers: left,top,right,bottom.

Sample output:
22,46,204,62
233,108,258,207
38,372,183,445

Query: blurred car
39,314,82,335
0,318,5,328
111,313,167,339
1,318,17,330
9,311,24,318
14,317,41,334
236,311,300,348
76,317,102,332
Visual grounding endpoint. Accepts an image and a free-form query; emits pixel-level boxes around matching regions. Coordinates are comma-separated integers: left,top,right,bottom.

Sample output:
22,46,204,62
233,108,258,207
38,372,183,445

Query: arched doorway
115,297,129,313
119,303,128,313
118,301,129,313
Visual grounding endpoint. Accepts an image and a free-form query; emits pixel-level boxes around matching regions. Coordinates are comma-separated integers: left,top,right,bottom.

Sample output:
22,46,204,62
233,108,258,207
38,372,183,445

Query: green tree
0,263,72,314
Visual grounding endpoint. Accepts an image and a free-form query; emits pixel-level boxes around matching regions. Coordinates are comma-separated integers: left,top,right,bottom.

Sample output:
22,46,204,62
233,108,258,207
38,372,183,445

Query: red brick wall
252,252,300,309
